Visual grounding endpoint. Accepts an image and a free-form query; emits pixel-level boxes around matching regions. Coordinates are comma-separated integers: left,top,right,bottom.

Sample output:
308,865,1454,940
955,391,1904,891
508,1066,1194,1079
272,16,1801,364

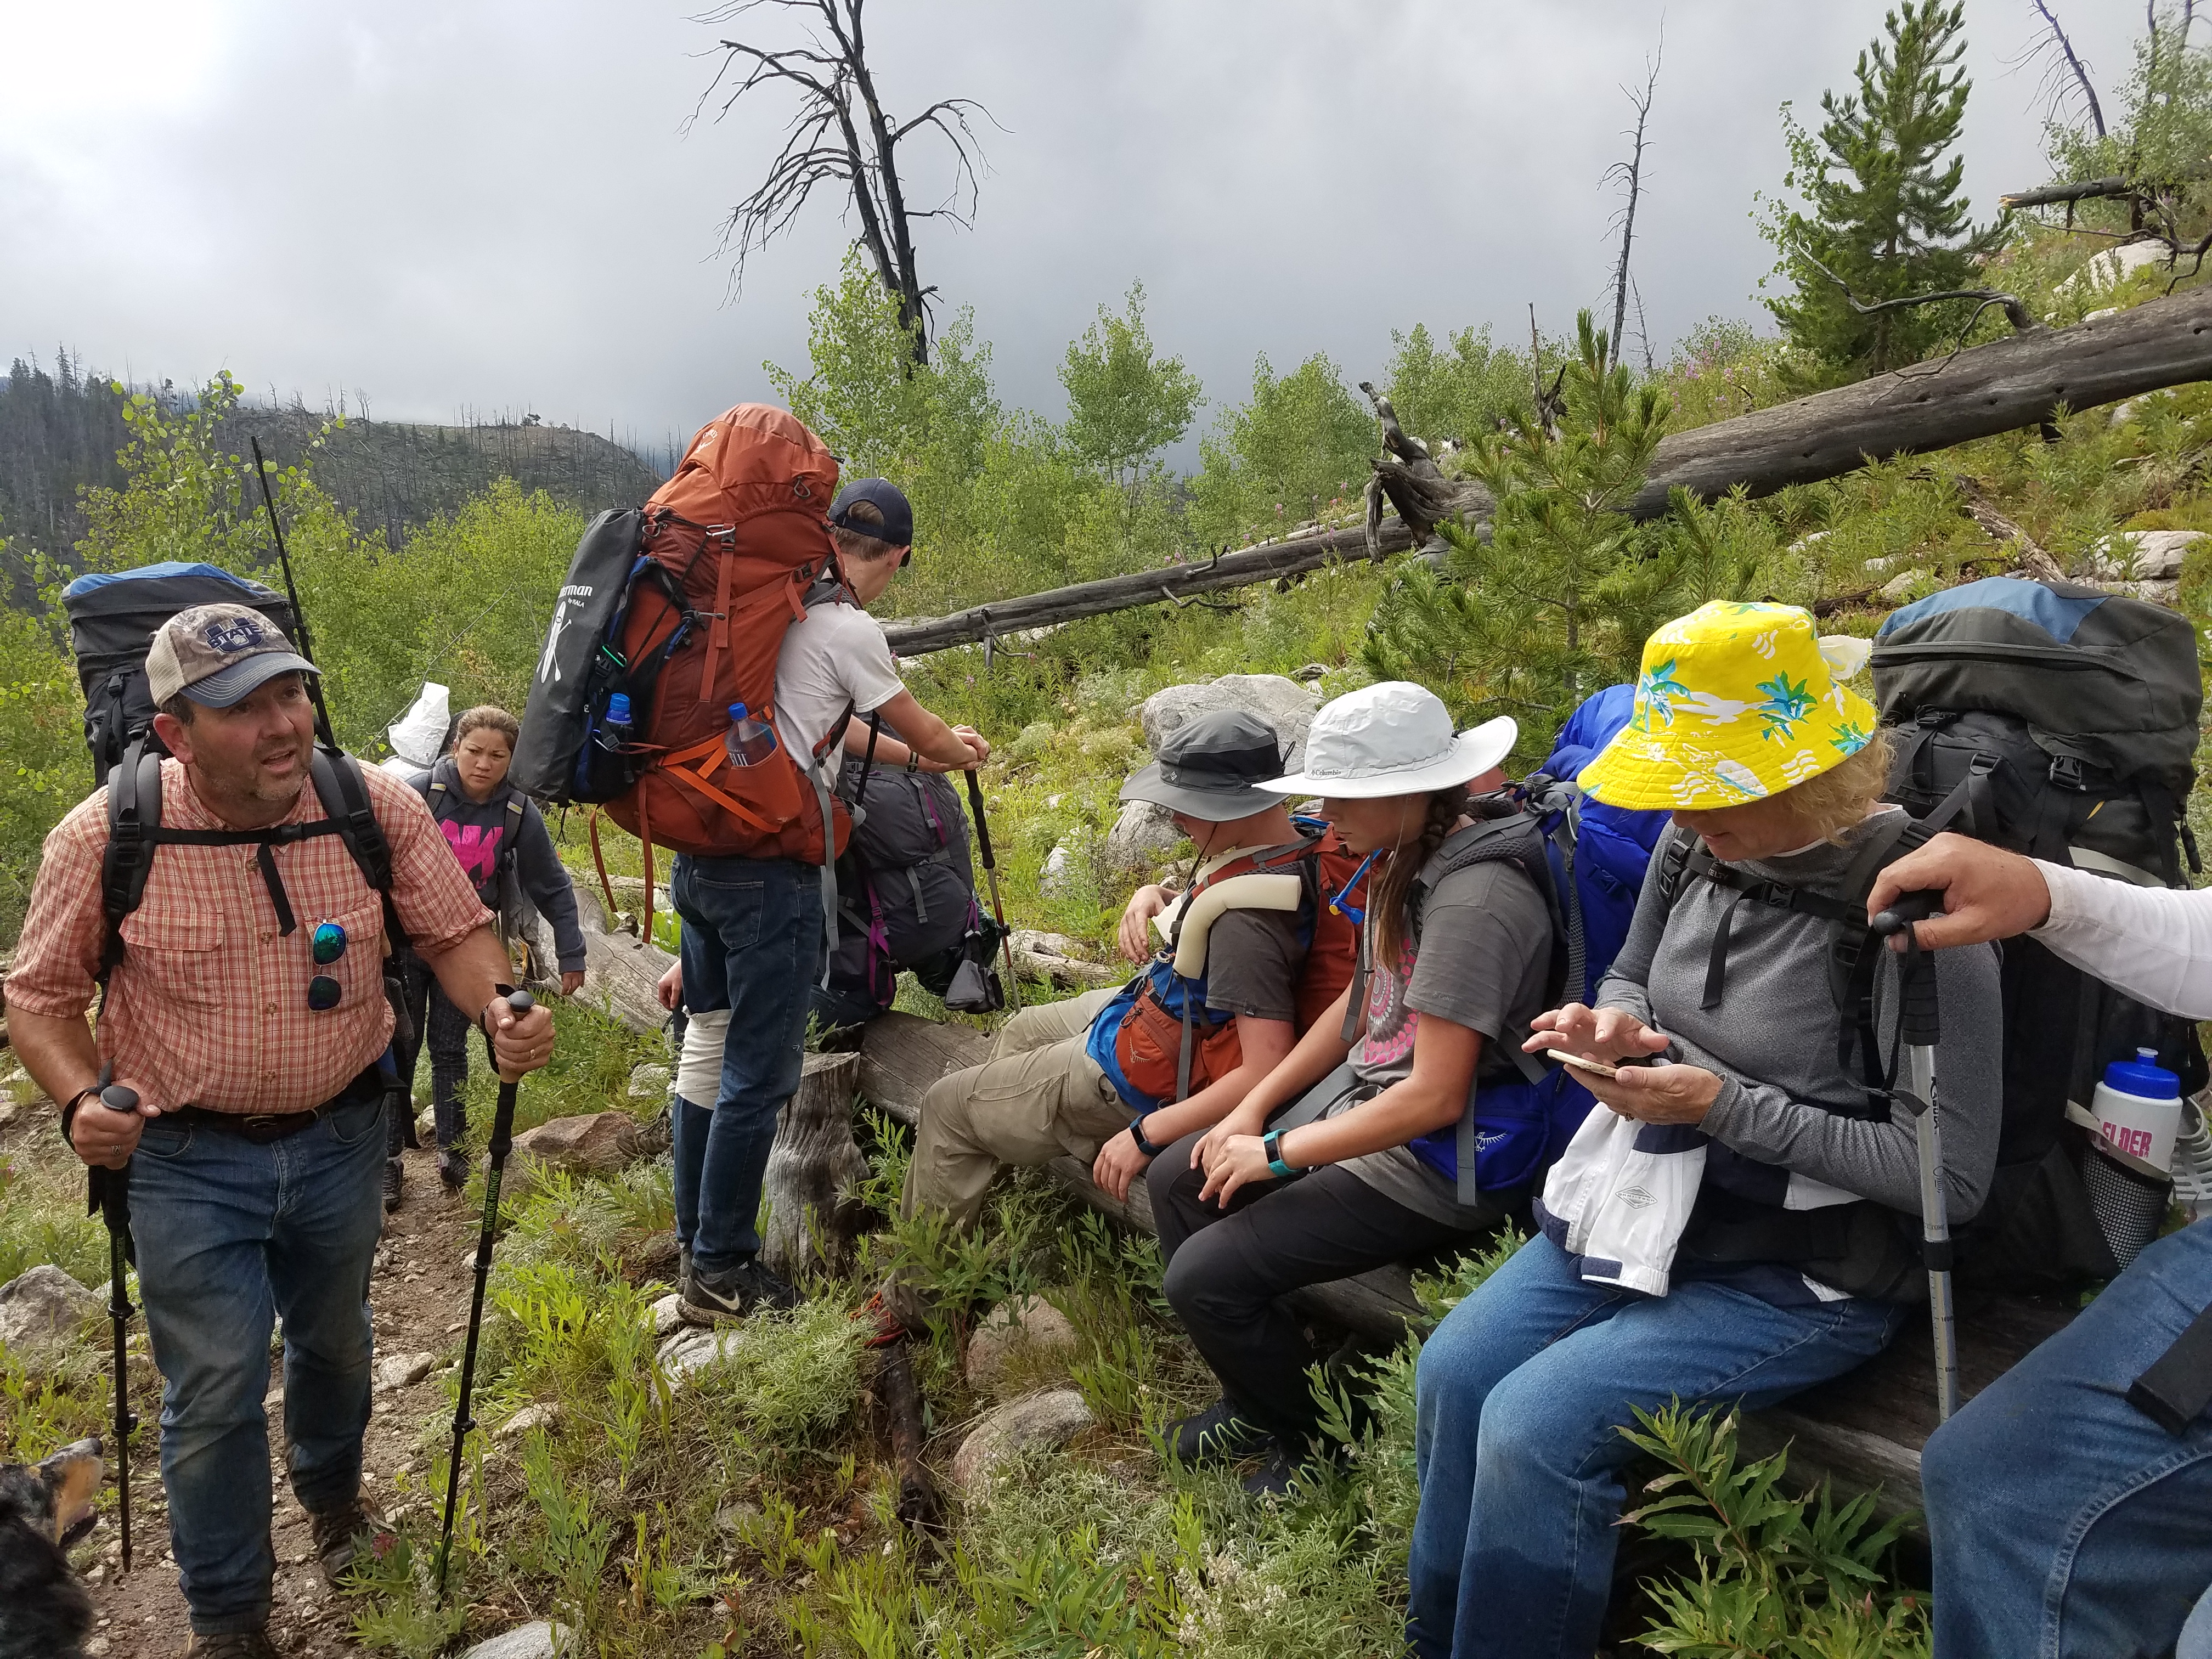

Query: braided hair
1367,785,1473,970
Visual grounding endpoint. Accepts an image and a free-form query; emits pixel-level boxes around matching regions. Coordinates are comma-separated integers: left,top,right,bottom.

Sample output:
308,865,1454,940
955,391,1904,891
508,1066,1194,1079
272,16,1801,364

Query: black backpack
62,562,301,786
1872,576,2208,1291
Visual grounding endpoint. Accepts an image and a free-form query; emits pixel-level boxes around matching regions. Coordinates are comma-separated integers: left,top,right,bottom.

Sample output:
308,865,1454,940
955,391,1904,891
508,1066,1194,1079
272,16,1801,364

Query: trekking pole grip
486,990,534,1160
1872,891,1944,1047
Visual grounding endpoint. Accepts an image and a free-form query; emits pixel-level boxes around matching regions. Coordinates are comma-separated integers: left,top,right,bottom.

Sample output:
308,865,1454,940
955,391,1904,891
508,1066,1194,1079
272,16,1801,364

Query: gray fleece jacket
1596,812,2005,1229
413,759,589,974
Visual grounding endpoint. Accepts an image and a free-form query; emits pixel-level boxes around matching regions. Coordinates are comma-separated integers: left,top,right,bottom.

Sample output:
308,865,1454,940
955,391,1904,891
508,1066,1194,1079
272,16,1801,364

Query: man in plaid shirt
9,605,556,1659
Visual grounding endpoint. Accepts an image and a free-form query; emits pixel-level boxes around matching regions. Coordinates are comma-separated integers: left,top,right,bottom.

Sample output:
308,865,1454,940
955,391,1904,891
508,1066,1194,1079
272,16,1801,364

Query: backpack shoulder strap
310,748,411,955
99,738,166,984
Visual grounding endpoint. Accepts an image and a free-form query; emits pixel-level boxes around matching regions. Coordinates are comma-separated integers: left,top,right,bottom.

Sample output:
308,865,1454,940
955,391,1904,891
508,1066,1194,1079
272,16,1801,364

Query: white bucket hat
1260,682,1517,800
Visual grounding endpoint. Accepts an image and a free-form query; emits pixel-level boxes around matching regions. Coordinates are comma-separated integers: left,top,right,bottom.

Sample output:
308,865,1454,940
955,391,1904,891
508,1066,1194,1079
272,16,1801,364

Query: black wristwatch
1128,1113,1165,1158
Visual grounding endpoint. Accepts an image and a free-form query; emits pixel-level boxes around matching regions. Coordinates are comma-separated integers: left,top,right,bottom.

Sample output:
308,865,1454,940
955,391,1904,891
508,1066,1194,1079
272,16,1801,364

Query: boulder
0,1265,101,1373
964,1294,1080,1393
511,1111,645,1175
650,1293,685,1338
374,1351,436,1392
461,1622,575,1659
1104,799,1184,872
949,1387,1095,1489
495,1402,558,1442
2058,239,2174,296
2084,529,2202,606
1139,674,1322,770
1877,568,1928,604
627,1063,670,1101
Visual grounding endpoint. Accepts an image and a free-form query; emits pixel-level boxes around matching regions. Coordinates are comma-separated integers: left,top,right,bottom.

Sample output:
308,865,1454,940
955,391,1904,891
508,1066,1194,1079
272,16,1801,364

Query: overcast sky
0,1,2142,468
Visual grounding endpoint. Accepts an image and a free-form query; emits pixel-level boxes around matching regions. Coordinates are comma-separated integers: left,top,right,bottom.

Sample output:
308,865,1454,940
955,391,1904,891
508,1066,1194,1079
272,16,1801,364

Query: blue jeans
128,1075,387,1635
1407,1233,1903,1659
670,851,823,1274
1925,1217,2212,1659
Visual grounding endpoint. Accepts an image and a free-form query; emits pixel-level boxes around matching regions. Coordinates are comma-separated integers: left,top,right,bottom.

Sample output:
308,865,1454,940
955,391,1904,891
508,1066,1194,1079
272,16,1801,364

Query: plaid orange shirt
8,758,490,1114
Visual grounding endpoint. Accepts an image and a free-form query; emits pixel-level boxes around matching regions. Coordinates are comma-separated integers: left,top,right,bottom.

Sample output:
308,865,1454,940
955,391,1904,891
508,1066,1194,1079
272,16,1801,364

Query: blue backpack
1406,685,1672,1196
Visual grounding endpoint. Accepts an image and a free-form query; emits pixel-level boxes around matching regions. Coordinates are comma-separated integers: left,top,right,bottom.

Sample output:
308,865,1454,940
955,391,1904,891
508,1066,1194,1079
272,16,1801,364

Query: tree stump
760,1051,868,1281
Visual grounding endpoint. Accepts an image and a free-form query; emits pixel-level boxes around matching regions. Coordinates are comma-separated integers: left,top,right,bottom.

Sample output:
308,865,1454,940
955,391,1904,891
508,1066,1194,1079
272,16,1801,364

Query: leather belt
171,1103,331,1144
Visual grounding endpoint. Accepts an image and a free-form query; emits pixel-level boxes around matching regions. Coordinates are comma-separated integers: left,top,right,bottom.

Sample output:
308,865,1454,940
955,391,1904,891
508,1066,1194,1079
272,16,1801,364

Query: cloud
0,0,2145,461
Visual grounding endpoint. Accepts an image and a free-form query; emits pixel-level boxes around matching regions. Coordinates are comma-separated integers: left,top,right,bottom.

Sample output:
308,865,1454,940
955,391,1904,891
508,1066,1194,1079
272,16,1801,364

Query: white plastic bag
385,681,450,770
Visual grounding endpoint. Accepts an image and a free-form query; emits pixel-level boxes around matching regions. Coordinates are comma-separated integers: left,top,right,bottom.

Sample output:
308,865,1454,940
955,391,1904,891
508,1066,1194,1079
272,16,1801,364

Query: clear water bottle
600,691,633,751
725,702,778,768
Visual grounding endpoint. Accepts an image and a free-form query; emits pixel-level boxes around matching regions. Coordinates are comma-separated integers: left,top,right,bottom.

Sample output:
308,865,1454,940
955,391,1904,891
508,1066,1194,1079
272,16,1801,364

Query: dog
0,1437,104,1659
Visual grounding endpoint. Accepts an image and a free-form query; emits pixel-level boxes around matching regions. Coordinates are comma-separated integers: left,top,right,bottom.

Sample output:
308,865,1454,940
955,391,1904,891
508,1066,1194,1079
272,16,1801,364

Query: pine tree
1363,314,1769,763
1763,2,2002,381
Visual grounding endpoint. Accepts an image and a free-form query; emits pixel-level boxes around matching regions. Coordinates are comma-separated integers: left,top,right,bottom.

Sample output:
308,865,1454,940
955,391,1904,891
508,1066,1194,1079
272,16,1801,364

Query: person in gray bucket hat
865,707,1375,1340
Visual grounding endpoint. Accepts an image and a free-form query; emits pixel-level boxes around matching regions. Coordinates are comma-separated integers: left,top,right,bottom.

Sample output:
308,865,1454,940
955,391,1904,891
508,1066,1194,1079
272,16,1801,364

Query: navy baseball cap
829,478,914,550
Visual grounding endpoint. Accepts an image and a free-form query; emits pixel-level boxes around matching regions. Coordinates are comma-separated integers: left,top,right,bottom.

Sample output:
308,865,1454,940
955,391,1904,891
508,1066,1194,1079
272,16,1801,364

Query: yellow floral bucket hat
1578,601,1878,811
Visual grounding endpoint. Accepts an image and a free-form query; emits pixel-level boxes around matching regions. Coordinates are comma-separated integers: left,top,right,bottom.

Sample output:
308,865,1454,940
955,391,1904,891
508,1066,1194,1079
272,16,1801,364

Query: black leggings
1147,1129,1503,1443
387,960,477,1158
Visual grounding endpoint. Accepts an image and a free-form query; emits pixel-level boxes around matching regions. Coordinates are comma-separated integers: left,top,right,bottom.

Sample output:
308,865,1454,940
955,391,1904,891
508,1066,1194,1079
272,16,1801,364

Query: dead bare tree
1605,36,1663,360
692,0,996,366
2029,0,2107,139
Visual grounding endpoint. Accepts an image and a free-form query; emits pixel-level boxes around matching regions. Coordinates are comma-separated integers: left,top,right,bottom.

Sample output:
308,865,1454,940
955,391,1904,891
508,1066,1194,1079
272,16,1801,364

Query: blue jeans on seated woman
128,1073,388,1635
1407,1232,1903,1659
669,851,823,1275
1922,1217,2212,1659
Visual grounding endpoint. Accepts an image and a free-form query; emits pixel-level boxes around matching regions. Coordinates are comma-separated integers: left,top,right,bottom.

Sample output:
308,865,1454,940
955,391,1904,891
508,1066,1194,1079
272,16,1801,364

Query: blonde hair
1774,726,1895,844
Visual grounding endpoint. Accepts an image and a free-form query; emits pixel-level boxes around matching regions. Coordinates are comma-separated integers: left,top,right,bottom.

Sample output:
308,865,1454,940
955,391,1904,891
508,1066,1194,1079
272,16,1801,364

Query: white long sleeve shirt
2035,862,2212,1020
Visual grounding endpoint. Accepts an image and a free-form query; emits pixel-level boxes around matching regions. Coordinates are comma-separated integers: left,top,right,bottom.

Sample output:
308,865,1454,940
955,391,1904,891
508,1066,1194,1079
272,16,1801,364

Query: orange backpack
600,407,857,895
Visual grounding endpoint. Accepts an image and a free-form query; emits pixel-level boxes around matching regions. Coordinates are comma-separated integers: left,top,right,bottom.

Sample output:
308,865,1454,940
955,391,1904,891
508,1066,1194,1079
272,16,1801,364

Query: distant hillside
0,352,669,599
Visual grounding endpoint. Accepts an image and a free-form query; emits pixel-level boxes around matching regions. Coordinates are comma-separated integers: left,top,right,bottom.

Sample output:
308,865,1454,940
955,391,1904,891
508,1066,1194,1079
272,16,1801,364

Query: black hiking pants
387,958,476,1158
1148,1129,1496,1444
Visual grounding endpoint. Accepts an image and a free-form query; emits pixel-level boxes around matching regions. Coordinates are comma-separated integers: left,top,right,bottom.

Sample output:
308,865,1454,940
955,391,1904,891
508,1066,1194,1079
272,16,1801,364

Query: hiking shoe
309,1493,392,1588
1240,1441,1304,1498
680,1257,800,1324
381,1159,403,1213
1165,1398,1276,1465
437,1149,470,1192
182,1632,281,1658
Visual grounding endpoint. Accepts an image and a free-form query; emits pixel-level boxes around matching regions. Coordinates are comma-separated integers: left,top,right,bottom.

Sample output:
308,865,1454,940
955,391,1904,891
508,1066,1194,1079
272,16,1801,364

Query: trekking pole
435,989,535,1598
962,768,1023,1012
86,1067,139,1572
248,436,338,751
1871,891,1959,1423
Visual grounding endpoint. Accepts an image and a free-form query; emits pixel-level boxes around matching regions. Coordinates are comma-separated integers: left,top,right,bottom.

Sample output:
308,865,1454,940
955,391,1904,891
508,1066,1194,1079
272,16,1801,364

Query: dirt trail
84,1137,477,1658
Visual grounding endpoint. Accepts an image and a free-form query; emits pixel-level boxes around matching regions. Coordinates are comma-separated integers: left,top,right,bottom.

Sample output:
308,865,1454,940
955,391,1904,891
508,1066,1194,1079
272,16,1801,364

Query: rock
713,1499,761,1536
1039,843,1080,899
0,1101,20,1130
949,1387,1095,1490
375,1351,436,1392
1877,568,1928,604
1014,929,1096,962
1104,798,1184,872
627,1063,670,1101
2084,529,2202,608
496,1402,559,1442
511,1110,645,1175
0,1265,102,1372
1139,674,1322,770
1786,530,1830,555
657,1325,714,1368
964,1295,1079,1393
661,1327,760,1389
2059,239,2173,296
461,1622,575,1659
650,1293,685,1338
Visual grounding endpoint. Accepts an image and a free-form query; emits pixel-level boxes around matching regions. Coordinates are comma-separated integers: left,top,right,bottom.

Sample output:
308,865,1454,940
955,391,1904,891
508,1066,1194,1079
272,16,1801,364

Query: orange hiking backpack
601,406,857,876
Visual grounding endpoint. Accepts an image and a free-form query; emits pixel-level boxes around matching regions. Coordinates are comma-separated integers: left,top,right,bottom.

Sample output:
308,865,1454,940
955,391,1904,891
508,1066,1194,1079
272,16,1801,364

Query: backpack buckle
2048,755,2087,792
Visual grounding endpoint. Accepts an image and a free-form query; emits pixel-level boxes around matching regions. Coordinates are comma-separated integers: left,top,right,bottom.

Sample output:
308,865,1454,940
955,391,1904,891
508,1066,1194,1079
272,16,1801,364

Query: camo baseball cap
145,602,318,709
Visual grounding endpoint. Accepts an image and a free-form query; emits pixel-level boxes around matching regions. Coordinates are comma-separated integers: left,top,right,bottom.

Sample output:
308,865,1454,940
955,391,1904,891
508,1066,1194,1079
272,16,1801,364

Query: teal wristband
1261,1128,1297,1181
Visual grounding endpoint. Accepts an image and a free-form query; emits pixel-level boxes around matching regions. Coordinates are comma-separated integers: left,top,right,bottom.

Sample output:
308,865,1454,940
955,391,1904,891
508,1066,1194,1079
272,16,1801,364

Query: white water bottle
2091,1047,2183,1173
724,702,779,768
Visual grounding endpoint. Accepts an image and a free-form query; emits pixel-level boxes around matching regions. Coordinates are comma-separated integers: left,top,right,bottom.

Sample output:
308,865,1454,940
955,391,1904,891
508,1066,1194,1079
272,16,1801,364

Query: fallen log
882,285,2212,657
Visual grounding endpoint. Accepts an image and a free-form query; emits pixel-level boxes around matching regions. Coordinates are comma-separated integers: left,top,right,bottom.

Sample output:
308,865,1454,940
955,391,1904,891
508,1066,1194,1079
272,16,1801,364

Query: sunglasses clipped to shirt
308,919,347,1011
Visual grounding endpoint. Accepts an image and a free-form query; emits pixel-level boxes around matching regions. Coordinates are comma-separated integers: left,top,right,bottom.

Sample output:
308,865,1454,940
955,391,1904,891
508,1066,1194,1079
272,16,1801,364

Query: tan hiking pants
901,986,1130,1229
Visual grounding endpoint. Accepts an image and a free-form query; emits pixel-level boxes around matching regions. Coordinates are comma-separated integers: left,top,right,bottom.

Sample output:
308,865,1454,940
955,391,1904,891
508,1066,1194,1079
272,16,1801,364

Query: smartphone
1547,1049,1658,1078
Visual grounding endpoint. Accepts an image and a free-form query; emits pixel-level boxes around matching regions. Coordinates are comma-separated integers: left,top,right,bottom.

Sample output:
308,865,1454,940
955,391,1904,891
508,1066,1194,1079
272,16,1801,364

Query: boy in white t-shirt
673,478,989,1324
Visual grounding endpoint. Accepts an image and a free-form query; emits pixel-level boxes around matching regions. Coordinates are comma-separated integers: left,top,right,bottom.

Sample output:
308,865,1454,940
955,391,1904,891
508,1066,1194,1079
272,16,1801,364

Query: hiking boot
1165,1398,1276,1465
680,1257,800,1324
381,1159,403,1213
437,1149,470,1192
309,1493,392,1588
182,1631,281,1658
